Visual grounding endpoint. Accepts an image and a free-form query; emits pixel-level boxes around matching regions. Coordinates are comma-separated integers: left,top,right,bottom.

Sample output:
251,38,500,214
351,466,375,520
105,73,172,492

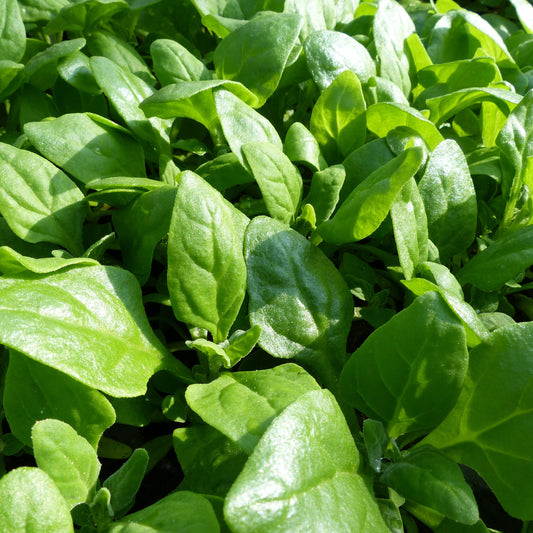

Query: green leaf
86,30,155,86
173,424,248,497
304,30,376,91
244,216,353,388
366,103,444,150
185,364,320,454
458,225,533,291
32,419,100,509
103,448,148,516
283,121,327,172
3,350,115,448
380,446,479,525
0,265,190,397
305,165,345,225
373,0,415,97
419,139,477,261
391,177,429,280
214,12,302,106
0,467,74,533
0,0,26,62
224,389,389,533
510,0,533,33
0,143,86,255
108,491,220,533
167,171,248,343
340,292,468,437
422,322,533,520
197,152,254,191
151,38,211,85
310,70,366,163
112,186,177,285
241,142,302,224
363,419,389,473
24,113,147,184
318,147,424,245
283,0,341,39
56,51,101,95
214,88,282,163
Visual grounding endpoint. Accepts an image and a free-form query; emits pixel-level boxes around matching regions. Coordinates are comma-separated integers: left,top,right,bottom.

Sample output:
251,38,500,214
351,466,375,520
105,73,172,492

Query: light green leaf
32,419,100,509
3,350,115,448
304,30,376,91
0,467,74,533
108,491,220,533
185,364,320,454
241,142,302,224
167,171,248,343
391,177,428,280
310,70,366,163
305,165,345,225
24,113,147,184
510,0,533,33
214,12,302,106
340,292,468,437
224,389,389,533
374,0,415,97
422,322,533,520
318,147,424,245
283,121,327,172
0,143,85,255
0,0,26,62
0,265,190,397
381,446,478,525
244,216,353,389
419,139,477,261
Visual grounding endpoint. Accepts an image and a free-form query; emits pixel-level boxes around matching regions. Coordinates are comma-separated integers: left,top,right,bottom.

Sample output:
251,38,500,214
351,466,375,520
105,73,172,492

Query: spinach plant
1,0,533,531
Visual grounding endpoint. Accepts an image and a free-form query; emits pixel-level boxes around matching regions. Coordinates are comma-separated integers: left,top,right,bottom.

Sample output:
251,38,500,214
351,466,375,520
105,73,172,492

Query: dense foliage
1,0,533,531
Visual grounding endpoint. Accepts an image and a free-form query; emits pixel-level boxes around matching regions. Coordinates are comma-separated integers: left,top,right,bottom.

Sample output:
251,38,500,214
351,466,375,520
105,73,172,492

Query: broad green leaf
427,87,521,127
0,246,97,275
340,292,468,437
241,142,302,224
0,143,85,255
380,446,478,525
305,165,345,225
167,171,248,343
214,88,282,163
391,177,428,280
57,51,101,95
103,448,148,516
16,0,69,22
0,265,190,397
0,59,23,101
90,56,171,161
0,467,73,533
363,419,389,473
185,364,320,454
3,351,115,448
108,491,220,533
140,80,257,137
419,139,477,261
173,424,248,496
32,419,100,509
244,216,353,388
510,0,533,33
283,121,327,172
224,389,389,533
304,30,376,91
366,103,444,150
151,38,211,85
422,322,533,520
86,30,155,86
113,186,177,285
310,70,366,163
458,225,533,291
0,0,26,62
283,0,340,39
197,152,254,191
318,147,424,245
214,12,302,106
24,113,147,184
417,262,464,300
373,0,415,97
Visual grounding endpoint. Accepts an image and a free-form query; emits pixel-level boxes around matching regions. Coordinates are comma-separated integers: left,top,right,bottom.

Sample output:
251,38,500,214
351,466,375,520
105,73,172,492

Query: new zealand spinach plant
1,0,533,531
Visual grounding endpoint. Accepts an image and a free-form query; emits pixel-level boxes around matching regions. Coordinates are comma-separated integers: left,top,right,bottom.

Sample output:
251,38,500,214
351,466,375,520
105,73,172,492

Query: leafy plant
1,0,533,531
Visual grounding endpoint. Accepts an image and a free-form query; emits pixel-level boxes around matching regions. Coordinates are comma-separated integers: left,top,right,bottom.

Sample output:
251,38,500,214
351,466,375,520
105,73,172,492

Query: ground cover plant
2,0,533,530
